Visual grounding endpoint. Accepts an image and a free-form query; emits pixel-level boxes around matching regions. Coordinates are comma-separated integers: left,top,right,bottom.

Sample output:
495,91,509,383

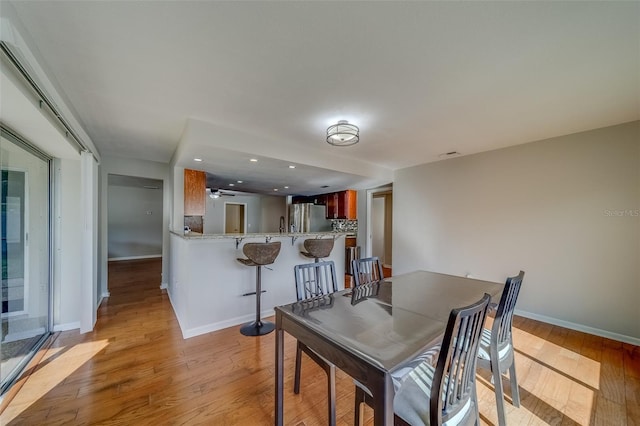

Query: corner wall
393,121,640,342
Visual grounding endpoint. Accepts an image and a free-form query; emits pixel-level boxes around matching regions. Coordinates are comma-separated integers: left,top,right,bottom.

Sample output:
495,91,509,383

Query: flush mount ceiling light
327,120,359,147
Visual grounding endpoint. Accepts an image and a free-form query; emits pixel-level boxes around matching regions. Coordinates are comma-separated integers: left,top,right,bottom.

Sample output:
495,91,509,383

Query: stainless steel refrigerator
288,203,332,232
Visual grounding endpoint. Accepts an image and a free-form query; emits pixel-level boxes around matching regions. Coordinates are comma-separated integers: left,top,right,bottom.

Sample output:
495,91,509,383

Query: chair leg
473,381,480,426
509,362,521,407
293,342,302,394
325,363,336,426
492,366,507,426
354,386,365,426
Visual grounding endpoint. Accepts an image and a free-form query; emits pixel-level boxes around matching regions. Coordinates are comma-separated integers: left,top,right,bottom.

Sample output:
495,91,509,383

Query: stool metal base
240,320,275,336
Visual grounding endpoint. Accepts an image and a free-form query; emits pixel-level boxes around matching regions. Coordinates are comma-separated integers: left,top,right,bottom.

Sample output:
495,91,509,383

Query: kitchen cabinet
184,169,206,216
325,190,357,219
293,194,327,205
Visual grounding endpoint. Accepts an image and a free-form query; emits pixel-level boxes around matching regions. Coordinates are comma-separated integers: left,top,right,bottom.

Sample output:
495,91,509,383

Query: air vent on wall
438,151,461,159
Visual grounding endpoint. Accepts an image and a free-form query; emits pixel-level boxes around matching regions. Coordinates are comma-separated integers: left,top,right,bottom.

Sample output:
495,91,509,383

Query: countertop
171,231,349,240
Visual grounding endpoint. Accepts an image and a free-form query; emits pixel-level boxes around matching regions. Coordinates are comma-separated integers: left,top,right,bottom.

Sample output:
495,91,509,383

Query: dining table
274,270,504,426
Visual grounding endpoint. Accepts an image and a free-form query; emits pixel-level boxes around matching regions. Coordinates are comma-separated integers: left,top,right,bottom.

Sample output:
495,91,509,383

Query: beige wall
394,121,640,342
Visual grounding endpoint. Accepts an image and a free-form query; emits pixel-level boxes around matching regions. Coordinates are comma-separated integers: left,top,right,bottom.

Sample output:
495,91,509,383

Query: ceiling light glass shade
327,120,359,146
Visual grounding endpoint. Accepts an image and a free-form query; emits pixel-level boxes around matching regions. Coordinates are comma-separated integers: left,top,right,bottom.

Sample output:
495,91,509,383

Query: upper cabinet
184,169,206,216
325,190,357,220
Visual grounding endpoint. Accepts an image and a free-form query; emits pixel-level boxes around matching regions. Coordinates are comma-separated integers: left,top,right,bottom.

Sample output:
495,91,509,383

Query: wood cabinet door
325,193,338,219
336,190,357,219
184,169,206,216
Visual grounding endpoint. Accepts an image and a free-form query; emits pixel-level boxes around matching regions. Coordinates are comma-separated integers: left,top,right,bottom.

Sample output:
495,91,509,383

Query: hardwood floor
1,258,638,425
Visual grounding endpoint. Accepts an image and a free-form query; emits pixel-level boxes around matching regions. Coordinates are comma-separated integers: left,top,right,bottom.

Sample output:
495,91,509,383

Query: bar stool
237,241,282,336
300,238,334,263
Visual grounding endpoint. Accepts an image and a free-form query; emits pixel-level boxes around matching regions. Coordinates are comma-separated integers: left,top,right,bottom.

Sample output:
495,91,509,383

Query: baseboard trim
180,309,276,339
108,254,162,261
52,322,80,332
515,309,640,346
160,282,168,290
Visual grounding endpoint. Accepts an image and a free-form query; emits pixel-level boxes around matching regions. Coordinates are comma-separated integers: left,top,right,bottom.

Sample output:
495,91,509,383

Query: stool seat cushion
237,258,258,267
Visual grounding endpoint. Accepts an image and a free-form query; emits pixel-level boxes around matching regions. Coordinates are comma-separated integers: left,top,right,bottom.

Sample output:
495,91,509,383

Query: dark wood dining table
274,270,504,426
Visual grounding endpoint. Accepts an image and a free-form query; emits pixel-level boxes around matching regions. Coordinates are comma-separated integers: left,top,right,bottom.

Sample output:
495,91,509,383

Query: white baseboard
160,282,168,290
165,289,275,339
108,254,162,261
53,322,80,332
102,292,110,298
515,309,640,346
181,309,276,339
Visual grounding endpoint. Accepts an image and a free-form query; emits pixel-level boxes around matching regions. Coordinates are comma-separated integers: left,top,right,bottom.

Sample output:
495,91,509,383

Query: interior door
224,203,245,234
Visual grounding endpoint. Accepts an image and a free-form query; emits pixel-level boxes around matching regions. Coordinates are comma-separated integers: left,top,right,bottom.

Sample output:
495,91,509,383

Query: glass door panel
1,130,50,393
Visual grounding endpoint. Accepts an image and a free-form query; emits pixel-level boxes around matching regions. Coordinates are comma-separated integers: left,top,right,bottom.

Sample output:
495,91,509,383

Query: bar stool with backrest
293,260,339,426
352,256,385,286
300,237,335,263
476,270,525,426
236,241,281,336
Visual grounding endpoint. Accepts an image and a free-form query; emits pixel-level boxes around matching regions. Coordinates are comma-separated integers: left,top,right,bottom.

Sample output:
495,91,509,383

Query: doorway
367,187,393,272
224,203,246,234
1,127,51,395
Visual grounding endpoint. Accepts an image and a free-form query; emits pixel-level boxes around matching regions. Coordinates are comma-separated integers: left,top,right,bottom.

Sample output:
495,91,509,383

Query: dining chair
352,256,385,286
476,270,525,426
354,293,491,426
293,261,339,426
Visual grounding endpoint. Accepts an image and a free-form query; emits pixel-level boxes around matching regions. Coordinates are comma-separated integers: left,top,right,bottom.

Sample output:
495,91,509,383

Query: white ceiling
7,1,640,195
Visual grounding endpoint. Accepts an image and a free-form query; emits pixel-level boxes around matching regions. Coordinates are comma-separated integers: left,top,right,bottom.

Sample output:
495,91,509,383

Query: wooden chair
354,293,491,426
352,256,384,286
293,261,339,426
476,271,525,426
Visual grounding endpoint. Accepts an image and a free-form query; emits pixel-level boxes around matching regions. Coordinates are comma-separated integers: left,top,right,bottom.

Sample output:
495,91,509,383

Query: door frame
223,202,247,234
365,186,392,260
1,167,29,319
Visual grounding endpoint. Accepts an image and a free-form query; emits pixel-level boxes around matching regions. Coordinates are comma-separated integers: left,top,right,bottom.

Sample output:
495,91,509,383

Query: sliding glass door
0,128,51,394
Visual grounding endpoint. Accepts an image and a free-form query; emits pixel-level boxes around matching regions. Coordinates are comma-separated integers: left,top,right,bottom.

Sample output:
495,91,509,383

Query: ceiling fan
206,187,235,199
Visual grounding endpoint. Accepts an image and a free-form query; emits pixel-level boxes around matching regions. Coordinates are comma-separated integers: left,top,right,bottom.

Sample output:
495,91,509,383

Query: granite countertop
171,231,348,240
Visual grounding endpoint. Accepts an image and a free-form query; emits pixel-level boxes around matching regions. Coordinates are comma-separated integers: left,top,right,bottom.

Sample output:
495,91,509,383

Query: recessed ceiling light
284,186,289,189
194,158,203,162
250,158,258,162
237,180,243,183
288,165,296,169
229,183,235,187
321,185,330,188
273,188,278,192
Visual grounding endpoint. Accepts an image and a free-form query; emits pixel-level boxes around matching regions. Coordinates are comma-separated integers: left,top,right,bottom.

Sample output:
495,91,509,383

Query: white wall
53,157,82,329
260,195,288,233
107,184,163,259
394,121,640,343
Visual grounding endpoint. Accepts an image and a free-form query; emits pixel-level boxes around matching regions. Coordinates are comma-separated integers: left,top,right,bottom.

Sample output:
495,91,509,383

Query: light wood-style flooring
1,258,638,425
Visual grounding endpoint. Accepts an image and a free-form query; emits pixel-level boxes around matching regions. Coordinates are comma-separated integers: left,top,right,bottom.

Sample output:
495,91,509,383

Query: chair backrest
491,270,525,350
293,261,338,301
302,238,335,258
242,241,282,265
431,293,491,425
352,257,384,286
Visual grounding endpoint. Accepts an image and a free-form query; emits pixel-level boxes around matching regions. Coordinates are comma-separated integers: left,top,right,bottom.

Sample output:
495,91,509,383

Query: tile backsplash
331,219,357,232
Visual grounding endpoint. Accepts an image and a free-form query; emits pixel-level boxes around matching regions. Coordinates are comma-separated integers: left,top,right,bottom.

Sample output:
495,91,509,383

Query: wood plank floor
1,258,638,425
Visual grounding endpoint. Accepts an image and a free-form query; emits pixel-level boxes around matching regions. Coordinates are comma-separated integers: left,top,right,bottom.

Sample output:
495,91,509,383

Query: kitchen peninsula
169,231,347,338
